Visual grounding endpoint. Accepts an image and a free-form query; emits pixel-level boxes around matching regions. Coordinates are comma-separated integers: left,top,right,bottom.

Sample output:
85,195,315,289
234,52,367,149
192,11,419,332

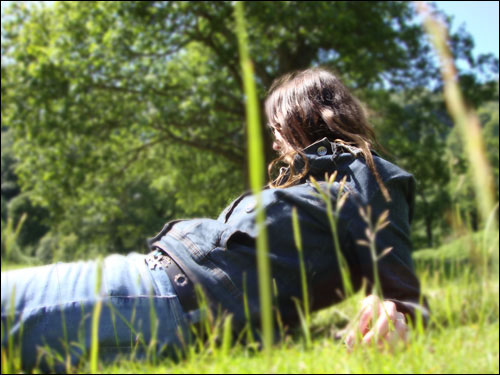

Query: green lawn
2,230,499,373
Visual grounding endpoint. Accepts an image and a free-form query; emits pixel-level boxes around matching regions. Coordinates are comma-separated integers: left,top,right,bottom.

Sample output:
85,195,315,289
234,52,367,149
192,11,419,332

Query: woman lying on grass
1,67,429,371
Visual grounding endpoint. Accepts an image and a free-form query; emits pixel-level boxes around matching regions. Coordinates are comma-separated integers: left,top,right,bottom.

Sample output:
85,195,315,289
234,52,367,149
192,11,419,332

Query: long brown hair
265,67,390,201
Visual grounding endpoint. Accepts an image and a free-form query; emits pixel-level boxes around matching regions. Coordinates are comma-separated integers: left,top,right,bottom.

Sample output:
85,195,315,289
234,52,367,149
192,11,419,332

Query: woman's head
265,67,376,155
265,67,389,199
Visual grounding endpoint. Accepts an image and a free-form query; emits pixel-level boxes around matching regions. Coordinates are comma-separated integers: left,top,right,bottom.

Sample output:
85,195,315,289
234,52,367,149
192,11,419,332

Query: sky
1,1,499,62
433,1,499,60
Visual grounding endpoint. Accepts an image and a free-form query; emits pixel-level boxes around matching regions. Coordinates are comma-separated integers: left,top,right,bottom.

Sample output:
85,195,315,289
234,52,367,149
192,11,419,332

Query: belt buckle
146,249,192,295
146,249,173,271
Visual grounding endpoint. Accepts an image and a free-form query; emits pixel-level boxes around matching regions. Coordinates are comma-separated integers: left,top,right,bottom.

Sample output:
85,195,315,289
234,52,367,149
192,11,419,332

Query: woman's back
148,138,426,333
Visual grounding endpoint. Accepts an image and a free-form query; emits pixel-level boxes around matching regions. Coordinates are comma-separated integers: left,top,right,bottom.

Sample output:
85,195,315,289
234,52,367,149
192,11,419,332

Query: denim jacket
148,138,429,333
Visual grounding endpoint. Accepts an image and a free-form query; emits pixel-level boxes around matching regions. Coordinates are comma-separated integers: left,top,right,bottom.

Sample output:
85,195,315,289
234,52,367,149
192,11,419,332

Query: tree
1,127,50,258
446,92,499,232
1,1,497,257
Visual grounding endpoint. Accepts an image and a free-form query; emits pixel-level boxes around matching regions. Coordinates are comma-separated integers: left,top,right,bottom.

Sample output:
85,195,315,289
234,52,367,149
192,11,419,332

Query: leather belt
145,247,198,313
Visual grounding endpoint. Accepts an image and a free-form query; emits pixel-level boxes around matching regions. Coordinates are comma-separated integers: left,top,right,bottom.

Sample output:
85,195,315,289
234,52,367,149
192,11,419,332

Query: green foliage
35,231,79,264
0,131,20,202
1,210,38,266
446,96,499,231
7,193,49,248
1,1,498,258
1,128,49,255
413,229,498,277
371,89,453,248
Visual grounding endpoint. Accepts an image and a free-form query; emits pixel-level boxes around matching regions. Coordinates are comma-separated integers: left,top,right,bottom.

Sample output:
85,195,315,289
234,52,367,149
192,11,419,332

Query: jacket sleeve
346,175,430,326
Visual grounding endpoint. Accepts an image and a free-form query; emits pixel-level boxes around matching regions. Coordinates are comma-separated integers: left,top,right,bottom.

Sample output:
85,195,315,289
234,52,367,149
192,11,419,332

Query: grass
1,263,30,272
93,230,498,374
100,324,498,374
3,231,496,373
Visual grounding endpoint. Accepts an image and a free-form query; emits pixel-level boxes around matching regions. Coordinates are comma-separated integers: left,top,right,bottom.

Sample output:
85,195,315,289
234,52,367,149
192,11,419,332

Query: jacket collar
302,137,365,158
297,137,364,174
302,137,339,158
275,138,368,185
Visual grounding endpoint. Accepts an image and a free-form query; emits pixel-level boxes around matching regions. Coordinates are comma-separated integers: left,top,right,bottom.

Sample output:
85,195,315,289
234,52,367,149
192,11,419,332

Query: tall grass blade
147,286,159,365
89,257,103,374
272,278,285,342
416,1,498,227
2,213,27,261
291,207,311,340
291,297,311,349
242,272,255,345
233,1,273,354
309,176,353,298
221,314,233,357
1,212,27,373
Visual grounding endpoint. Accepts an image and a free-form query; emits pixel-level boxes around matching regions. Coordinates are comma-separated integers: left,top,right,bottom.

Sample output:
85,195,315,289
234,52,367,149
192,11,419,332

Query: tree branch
153,123,245,166
188,12,243,90
90,82,181,99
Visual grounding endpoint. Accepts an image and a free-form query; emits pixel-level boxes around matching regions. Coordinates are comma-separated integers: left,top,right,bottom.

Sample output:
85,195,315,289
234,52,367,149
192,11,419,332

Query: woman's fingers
350,295,384,347
345,295,409,351
374,314,408,350
363,311,408,348
362,301,398,345
358,303,375,336
394,312,409,341
345,299,375,350
358,294,380,335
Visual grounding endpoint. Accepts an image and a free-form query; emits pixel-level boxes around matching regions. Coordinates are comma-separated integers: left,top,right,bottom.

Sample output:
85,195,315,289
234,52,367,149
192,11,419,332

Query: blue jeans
1,253,196,371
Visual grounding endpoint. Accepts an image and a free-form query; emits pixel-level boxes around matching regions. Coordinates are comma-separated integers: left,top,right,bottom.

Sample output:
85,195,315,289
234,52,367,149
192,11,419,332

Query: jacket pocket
166,219,230,262
221,228,256,251
147,219,187,250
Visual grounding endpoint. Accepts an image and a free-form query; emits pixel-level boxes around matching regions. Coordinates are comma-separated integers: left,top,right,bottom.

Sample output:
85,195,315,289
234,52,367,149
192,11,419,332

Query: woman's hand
345,294,409,351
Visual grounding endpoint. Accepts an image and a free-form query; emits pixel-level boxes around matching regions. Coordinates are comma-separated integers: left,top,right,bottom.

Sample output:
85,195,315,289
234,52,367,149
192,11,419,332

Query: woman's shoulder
338,148,414,184
335,150,416,205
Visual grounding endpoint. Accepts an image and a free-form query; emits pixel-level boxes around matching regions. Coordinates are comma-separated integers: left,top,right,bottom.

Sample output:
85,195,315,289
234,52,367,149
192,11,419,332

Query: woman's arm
343,175,429,349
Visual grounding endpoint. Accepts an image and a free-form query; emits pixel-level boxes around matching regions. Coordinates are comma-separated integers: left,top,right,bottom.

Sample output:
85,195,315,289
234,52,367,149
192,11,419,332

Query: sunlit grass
2,230,498,373
102,327,498,374
96,232,498,373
